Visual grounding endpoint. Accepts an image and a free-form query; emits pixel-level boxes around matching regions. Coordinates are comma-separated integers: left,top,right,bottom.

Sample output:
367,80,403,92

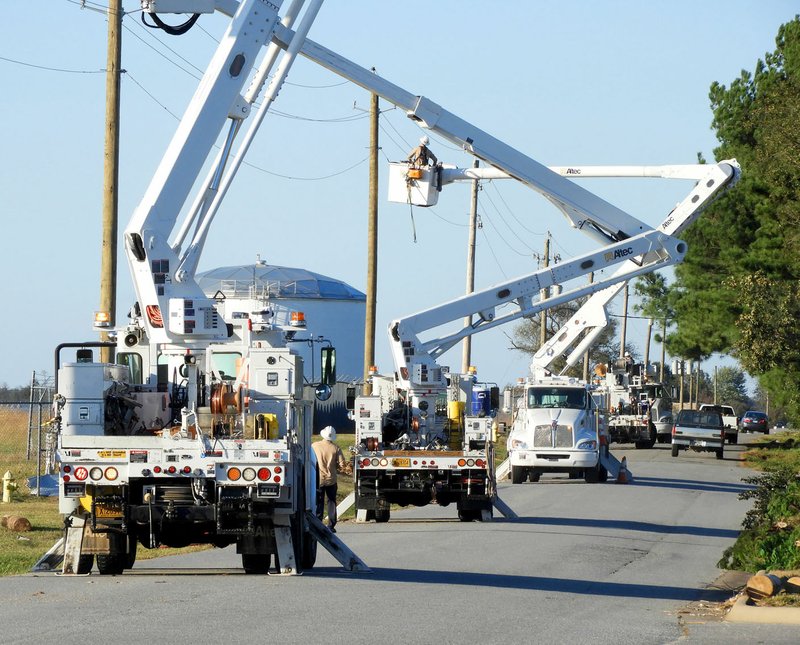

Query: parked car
671,409,725,459
740,410,769,434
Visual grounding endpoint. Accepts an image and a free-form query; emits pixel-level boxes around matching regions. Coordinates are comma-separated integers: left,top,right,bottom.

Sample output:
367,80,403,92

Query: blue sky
0,1,796,391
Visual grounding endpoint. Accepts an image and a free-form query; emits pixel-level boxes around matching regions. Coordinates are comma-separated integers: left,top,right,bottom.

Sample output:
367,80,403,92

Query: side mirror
315,384,332,401
321,346,336,386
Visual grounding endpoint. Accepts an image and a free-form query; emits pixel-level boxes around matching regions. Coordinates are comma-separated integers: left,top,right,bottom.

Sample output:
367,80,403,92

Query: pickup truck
699,404,739,444
671,409,725,459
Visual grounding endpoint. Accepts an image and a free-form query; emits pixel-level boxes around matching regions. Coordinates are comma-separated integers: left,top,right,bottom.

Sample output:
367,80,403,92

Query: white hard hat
320,426,336,441
420,135,430,145
624,351,631,357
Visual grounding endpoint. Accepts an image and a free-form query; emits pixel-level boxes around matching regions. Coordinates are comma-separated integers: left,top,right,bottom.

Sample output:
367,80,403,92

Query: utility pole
362,90,379,395
660,317,667,381
539,233,550,347
644,317,653,378
582,272,594,382
695,360,701,408
714,365,718,404
99,0,122,364
461,160,480,374
619,284,629,358
679,360,685,410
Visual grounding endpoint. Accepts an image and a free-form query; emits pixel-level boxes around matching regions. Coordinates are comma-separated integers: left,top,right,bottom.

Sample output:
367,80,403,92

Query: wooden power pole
461,160,480,374
539,234,550,346
99,0,122,363
362,91,379,395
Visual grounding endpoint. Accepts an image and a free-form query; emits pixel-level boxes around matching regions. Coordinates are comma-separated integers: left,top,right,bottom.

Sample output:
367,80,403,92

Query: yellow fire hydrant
2,471,17,504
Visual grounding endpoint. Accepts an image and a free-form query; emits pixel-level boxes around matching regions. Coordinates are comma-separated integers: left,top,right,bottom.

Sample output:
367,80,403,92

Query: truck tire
511,466,526,484
76,554,94,574
458,508,481,522
598,465,608,483
374,507,390,523
728,433,738,445
584,466,600,483
634,437,656,449
96,553,126,576
528,471,540,483
242,553,270,574
671,444,679,457
716,447,724,460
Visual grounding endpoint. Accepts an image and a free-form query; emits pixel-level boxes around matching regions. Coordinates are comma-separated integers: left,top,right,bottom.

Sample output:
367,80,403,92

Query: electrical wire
125,70,181,119
479,226,508,279
486,180,545,237
0,54,105,74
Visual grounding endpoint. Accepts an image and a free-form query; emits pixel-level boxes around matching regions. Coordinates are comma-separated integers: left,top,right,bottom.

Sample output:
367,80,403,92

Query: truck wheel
528,472,540,483
671,444,679,457
76,554,94,574
511,466,526,484
634,438,656,449
124,533,138,569
96,554,126,576
598,465,608,483
375,508,390,523
584,467,600,483
728,434,738,445
458,509,480,522
242,553,270,574
716,448,724,460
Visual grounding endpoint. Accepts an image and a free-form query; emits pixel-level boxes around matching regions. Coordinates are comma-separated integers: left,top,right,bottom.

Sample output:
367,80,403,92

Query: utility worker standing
312,426,348,532
407,135,438,168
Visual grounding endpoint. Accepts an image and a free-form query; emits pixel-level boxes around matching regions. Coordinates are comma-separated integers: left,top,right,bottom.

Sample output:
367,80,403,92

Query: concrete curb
725,595,800,625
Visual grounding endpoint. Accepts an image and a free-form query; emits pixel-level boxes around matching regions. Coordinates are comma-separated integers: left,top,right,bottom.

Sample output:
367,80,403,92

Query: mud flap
61,516,88,575
272,526,298,576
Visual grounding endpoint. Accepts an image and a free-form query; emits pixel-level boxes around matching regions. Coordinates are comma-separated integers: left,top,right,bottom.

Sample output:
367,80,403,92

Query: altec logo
565,168,581,175
604,247,634,262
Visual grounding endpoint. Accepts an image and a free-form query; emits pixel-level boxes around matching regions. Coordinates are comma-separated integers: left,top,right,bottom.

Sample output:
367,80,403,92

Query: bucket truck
52,0,371,576
355,158,737,509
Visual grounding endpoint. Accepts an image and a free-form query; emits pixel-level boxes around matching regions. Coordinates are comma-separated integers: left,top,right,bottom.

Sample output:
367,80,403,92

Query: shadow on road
503,515,740,538
630,475,754,494
317,566,730,602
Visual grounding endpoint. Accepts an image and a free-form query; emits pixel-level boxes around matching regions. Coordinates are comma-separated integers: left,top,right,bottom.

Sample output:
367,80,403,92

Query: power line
0,54,105,74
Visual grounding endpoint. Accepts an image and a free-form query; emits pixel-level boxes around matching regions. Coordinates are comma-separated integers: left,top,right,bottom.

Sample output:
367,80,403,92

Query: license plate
392,458,410,468
64,483,85,497
257,483,280,498
693,440,707,447
94,504,123,518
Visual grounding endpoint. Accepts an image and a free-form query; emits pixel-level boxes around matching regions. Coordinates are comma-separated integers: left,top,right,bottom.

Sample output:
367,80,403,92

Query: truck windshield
527,387,586,409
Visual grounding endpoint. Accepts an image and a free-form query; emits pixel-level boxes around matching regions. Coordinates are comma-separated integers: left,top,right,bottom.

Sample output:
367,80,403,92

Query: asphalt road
2,434,798,644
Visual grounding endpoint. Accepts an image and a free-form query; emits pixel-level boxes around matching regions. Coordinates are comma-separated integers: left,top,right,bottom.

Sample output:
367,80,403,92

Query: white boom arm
127,0,321,344
389,160,739,392
530,161,740,374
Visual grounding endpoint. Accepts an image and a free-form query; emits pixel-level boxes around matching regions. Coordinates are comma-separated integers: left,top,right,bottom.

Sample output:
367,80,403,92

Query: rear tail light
257,468,271,481
458,459,467,467
105,467,119,481
672,425,677,436
74,467,89,481
242,468,256,482
227,467,241,481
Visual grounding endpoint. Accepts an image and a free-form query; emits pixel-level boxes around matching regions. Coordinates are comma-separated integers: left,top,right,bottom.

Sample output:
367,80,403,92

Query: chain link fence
0,401,56,495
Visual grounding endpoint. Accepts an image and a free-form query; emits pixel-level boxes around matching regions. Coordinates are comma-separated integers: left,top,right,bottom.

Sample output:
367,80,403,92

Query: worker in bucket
312,426,348,532
408,135,438,168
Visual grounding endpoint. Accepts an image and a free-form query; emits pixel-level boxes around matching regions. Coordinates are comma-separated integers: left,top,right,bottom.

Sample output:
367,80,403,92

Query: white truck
354,158,738,511
699,403,739,444
506,375,608,484
53,0,371,576
602,362,674,448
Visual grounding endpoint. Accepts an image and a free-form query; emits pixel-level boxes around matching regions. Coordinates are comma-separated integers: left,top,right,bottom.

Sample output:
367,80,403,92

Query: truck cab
507,376,607,484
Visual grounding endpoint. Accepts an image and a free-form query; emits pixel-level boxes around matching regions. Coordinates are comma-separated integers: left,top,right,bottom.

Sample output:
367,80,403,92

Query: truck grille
533,424,573,448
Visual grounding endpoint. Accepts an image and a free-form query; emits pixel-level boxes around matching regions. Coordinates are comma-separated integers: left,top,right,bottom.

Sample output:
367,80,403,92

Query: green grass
718,430,800,573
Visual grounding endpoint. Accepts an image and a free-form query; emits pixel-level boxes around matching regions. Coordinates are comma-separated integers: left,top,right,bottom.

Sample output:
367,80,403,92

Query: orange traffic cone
616,456,630,484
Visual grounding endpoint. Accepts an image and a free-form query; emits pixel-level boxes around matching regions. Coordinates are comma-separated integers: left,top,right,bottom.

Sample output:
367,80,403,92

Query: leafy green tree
511,299,627,376
669,17,800,422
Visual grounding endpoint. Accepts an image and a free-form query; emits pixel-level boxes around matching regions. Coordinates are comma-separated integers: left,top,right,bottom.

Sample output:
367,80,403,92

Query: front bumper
509,449,598,470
